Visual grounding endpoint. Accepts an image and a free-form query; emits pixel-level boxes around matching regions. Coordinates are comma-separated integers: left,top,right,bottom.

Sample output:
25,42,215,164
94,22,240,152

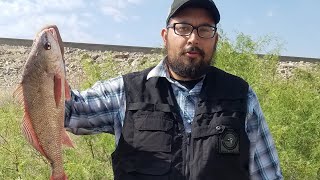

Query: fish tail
50,172,68,180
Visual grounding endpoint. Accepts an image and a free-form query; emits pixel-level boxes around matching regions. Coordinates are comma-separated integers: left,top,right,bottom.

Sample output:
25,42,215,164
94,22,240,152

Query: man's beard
165,46,214,79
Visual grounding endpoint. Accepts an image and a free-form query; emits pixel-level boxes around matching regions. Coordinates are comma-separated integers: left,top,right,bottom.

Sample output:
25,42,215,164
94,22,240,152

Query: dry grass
0,87,17,107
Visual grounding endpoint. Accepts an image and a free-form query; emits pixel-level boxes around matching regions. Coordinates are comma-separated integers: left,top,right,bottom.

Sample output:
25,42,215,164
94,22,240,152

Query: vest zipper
185,132,191,179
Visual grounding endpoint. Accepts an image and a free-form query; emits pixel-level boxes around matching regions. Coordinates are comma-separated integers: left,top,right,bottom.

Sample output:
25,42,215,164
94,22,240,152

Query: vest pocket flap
216,116,242,127
128,102,175,112
135,118,173,131
197,100,246,114
192,125,225,138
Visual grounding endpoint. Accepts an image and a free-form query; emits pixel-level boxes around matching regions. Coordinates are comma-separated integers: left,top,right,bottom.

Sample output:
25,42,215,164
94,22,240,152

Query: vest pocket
123,153,171,176
133,112,173,152
129,113,173,177
122,103,174,176
113,152,171,178
192,116,241,161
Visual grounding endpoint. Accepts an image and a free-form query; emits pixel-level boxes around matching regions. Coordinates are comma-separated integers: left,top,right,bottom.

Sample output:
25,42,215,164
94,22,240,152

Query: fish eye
44,42,51,50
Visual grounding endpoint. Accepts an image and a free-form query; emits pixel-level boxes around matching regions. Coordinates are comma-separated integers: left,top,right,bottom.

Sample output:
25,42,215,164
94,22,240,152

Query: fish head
30,25,65,74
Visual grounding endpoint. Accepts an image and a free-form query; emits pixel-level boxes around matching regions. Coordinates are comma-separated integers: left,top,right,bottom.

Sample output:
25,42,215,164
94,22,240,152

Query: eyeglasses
167,23,217,39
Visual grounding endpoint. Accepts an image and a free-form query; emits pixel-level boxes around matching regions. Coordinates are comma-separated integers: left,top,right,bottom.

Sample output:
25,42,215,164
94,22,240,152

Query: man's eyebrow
198,23,216,27
172,20,189,24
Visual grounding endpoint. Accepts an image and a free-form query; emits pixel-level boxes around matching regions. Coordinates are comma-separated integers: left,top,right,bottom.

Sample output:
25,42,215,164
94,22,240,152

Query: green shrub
215,33,320,180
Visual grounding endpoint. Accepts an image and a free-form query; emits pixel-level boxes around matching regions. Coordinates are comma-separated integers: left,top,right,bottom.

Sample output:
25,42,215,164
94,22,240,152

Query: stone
113,54,129,59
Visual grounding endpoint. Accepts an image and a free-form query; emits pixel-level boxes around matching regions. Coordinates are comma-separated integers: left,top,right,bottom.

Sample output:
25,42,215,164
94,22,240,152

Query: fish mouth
46,28,59,43
42,28,59,50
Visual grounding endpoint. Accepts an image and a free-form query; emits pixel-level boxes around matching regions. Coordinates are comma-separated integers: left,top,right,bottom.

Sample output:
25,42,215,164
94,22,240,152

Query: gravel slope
0,44,161,91
0,44,317,92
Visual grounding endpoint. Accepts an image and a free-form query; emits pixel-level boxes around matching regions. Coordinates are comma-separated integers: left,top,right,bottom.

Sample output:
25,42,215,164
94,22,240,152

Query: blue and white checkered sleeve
65,75,126,136
246,87,283,180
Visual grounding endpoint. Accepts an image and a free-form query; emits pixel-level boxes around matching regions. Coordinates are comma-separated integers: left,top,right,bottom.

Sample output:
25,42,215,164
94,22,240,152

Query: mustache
182,46,205,56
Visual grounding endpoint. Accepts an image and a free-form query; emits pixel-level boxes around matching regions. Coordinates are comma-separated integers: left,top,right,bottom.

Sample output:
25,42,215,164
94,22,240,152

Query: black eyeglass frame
166,23,217,39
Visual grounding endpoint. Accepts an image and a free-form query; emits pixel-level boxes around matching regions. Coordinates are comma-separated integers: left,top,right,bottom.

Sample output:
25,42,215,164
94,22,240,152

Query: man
65,0,283,179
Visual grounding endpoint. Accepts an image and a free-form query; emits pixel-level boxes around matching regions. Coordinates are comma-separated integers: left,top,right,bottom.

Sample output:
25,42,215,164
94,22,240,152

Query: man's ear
161,28,168,48
212,32,219,52
213,32,219,51
214,32,219,44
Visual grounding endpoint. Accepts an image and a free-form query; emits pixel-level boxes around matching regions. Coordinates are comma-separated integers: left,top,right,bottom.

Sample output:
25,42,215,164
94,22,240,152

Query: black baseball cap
166,0,220,25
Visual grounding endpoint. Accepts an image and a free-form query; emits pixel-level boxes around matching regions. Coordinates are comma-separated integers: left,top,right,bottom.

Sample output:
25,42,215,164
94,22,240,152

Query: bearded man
65,0,283,179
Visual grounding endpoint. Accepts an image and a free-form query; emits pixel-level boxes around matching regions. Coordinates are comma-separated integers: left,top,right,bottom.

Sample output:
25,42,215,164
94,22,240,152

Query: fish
13,25,73,180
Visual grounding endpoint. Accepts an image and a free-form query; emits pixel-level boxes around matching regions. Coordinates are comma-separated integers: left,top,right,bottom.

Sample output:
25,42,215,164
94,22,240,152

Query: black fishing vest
111,66,250,180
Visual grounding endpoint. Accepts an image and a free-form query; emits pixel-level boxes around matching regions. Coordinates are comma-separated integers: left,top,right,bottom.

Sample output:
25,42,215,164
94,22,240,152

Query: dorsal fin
13,84,24,105
62,130,74,148
22,109,48,159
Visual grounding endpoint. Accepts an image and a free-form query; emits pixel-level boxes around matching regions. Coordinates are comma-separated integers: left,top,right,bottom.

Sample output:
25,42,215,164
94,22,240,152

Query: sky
0,0,319,58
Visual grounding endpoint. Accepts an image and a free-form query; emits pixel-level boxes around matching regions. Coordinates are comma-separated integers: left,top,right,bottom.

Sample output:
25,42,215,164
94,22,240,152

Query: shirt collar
146,57,169,80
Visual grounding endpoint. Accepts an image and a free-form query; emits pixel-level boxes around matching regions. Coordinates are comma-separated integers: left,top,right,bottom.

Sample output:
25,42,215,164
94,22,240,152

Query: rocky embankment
0,44,317,92
0,44,162,92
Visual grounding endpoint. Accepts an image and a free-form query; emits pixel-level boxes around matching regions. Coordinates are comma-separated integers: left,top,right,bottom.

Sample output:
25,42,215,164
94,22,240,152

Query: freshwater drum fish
13,25,73,180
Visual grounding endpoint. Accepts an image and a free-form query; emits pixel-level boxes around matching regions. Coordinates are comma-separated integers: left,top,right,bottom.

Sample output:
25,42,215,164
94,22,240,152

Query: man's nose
187,29,200,45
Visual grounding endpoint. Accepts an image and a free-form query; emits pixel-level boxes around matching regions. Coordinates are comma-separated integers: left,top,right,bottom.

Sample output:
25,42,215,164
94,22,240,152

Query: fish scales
14,25,73,180
23,71,65,176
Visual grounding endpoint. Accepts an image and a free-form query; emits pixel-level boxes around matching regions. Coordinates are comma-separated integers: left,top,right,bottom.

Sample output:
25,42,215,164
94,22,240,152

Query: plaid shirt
65,58,283,179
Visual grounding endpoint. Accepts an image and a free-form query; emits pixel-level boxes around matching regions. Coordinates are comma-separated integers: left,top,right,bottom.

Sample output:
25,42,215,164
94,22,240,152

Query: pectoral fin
54,76,62,107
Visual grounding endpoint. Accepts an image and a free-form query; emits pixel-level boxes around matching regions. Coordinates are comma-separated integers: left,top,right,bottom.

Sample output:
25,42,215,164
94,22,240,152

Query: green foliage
0,99,44,179
63,134,115,179
0,94,115,179
0,32,319,179
215,33,320,180
262,67,320,180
